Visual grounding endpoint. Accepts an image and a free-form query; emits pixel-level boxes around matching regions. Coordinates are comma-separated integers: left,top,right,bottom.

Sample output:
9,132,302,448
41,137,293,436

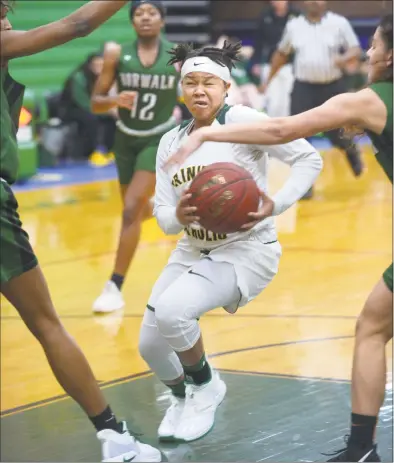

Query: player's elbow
271,50,288,67
90,97,107,114
90,100,99,113
154,207,182,236
268,120,296,144
317,153,324,172
307,150,324,174
293,147,324,176
157,220,181,236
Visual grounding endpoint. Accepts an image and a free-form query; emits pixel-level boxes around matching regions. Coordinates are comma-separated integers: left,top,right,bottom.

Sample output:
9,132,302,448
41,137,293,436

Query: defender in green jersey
91,0,180,313
0,1,161,461
168,15,393,463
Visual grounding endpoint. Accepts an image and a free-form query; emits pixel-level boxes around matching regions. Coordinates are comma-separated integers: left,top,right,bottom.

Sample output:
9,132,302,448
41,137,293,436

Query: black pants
290,79,357,153
62,106,116,159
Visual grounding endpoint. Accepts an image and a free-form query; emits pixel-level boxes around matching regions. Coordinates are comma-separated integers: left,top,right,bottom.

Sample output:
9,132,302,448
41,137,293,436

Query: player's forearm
91,95,119,114
154,205,184,235
1,1,128,60
65,0,128,34
199,118,294,146
272,151,323,216
266,50,288,85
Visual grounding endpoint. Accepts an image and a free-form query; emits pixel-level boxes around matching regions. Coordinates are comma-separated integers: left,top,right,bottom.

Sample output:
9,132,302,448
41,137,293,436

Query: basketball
188,162,260,234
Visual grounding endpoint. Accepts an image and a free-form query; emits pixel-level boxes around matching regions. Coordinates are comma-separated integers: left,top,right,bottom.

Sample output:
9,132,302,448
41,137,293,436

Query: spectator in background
216,35,264,110
265,0,363,198
250,0,300,116
60,53,117,166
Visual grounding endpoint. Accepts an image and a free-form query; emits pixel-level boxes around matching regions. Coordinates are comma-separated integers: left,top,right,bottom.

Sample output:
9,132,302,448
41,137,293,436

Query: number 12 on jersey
130,92,157,121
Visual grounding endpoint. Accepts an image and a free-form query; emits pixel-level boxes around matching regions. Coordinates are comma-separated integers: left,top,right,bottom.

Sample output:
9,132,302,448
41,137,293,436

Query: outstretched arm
165,88,387,169
1,0,128,60
195,89,387,144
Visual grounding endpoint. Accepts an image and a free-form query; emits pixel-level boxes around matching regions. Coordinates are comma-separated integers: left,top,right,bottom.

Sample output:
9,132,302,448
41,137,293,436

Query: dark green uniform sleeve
70,71,91,111
231,62,251,87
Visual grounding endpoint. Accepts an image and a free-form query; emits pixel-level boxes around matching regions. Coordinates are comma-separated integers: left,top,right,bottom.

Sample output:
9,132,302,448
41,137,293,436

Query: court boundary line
218,368,351,384
1,335,353,418
209,335,354,359
29,241,392,269
0,312,358,321
0,371,153,418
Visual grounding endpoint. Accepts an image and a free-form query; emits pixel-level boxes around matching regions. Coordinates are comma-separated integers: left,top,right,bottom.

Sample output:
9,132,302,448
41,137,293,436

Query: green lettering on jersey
116,39,180,132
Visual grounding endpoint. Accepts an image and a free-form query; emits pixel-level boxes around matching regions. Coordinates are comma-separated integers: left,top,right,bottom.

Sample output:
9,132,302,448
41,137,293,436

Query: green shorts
383,263,393,292
113,130,163,185
0,180,38,285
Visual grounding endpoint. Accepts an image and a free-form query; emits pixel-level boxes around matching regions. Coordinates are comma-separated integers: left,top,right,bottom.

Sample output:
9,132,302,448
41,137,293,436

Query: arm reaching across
165,89,387,167
1,1,128,61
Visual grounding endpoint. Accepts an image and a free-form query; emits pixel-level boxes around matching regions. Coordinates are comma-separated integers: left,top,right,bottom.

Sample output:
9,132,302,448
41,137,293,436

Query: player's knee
28,314,63,343
154,294,192,339
355,297,391,343
155,296,182,333
122,204,139,228
122,197,149,228
138,325,160,364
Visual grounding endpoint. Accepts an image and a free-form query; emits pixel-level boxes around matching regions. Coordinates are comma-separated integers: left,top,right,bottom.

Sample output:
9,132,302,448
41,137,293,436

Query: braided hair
378,14,393,82
167,41,242,72
0,0,15,12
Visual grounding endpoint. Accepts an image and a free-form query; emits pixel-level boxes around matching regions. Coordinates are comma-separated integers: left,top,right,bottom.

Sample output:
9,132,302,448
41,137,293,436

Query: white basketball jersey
154,104,322,251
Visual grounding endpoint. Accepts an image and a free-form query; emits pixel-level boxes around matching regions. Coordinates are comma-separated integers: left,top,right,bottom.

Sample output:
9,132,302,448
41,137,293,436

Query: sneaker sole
103,450,162,462
93,304,125,313
174,380,227,442
158,434,177,443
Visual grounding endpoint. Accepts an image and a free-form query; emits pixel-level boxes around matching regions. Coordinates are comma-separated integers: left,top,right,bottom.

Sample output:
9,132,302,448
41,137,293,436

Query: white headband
181,56,231,83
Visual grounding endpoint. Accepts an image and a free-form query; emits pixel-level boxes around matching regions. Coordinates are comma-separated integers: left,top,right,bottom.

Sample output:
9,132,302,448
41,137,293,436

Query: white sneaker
97,421,161,462
93,281,125,313
158,396,185,441
174,372,226,442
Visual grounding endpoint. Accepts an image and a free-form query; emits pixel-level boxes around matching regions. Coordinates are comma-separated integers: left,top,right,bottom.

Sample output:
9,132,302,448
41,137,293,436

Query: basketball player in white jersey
138,41,323,443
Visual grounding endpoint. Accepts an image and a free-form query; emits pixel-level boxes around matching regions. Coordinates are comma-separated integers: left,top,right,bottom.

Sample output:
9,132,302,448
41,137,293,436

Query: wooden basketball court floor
1,146,393,462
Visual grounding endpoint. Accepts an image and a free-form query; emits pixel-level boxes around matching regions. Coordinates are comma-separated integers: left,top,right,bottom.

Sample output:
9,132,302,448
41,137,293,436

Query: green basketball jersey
115,38,179,137
366,82,393,183
0,67,25,185
231,60,251,87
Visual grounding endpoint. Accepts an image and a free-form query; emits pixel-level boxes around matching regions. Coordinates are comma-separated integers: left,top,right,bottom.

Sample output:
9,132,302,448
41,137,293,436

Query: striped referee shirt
278,12,360,83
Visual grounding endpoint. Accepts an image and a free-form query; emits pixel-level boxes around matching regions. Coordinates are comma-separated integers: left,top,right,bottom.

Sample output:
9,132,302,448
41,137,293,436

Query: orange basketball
188,162,260,234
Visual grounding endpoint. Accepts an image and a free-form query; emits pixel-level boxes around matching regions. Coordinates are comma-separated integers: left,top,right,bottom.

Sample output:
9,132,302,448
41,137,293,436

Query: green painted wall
8,1,136,94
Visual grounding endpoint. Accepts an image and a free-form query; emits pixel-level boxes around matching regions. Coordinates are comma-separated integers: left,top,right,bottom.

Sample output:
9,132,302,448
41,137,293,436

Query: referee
264,0,363,198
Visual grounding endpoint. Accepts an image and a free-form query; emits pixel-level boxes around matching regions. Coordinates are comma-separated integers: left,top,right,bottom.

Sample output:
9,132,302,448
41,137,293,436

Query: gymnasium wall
9,1,136,94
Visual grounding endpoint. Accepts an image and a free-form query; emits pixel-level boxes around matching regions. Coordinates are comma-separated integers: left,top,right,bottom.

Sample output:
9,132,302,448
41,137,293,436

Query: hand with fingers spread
176,191,200,226
116,91,138,110
241,189,275,230
164,129,207,170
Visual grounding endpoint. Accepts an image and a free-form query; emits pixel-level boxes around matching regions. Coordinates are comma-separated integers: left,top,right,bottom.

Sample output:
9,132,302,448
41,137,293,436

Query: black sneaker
324,442,381,462
345,149,364,177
